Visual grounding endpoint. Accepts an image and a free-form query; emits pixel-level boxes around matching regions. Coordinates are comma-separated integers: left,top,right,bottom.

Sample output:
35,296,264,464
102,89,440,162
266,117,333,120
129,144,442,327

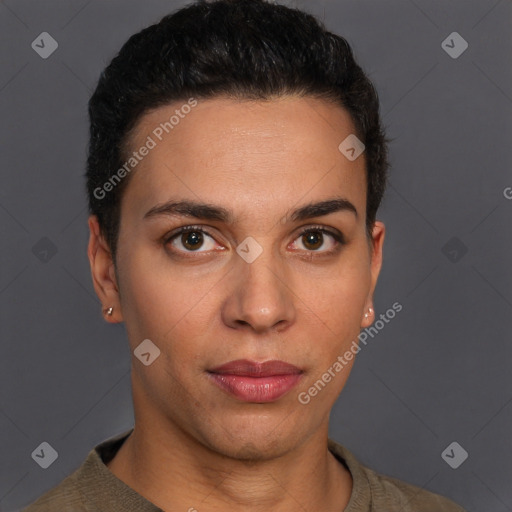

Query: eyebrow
143,197,358,223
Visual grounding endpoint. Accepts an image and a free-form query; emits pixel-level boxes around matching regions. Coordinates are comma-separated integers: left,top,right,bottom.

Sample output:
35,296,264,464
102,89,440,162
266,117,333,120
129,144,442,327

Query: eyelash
163,224,345,256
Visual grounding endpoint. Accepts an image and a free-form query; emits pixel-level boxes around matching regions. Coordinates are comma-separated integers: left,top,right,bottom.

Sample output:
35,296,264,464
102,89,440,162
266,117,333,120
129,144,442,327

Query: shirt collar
77,429,369,511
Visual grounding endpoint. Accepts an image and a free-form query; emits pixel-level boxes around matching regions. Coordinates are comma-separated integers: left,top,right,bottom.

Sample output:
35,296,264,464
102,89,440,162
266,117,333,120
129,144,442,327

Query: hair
86,0,390,261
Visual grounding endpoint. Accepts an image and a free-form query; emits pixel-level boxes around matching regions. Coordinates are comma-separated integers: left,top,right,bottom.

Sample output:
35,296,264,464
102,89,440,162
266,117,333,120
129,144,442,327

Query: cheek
297,251,371,338
119,258,209,401
294,257,369,406
119,248,200,326
117,249,223,374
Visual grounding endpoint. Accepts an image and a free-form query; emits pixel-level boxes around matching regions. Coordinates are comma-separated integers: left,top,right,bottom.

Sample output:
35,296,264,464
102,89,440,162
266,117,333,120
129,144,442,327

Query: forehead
122,96,366,221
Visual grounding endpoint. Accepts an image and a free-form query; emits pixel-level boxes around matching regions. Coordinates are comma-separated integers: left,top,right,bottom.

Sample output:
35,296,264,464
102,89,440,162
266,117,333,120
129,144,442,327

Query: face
88,96,384,460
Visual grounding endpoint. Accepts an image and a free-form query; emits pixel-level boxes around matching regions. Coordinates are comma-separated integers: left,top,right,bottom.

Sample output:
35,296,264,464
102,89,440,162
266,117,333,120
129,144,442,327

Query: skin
88,95,385,512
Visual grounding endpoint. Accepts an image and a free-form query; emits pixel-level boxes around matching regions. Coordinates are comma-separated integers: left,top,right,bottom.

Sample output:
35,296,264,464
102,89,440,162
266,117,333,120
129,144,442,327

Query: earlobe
87,216,123,323
361,305,374,328
360,221,385,329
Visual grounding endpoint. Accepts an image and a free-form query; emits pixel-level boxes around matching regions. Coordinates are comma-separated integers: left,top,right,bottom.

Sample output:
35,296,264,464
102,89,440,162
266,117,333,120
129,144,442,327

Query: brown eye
302,231,323,250
166,227,220,254
181,231,204,251
290,227,342,254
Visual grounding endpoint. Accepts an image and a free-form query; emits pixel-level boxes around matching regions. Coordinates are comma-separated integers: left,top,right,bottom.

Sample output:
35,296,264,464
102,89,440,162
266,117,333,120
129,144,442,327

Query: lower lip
208,373,302,403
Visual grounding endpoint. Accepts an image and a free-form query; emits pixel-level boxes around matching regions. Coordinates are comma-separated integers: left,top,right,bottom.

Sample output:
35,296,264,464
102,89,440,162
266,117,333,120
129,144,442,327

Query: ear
361,220,385,328
87,215,123,323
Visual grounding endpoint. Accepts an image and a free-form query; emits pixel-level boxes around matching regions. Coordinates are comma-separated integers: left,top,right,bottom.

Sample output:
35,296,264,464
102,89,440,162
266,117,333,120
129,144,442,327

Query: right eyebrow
143,200,232,223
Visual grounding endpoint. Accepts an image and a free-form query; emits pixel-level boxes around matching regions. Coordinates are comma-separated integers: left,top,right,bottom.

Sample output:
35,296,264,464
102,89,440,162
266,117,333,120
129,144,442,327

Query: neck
107,421,352,512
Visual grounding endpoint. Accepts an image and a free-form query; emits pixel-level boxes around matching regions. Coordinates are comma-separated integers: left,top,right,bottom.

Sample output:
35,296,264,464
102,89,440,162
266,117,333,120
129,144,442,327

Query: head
87,0,389,459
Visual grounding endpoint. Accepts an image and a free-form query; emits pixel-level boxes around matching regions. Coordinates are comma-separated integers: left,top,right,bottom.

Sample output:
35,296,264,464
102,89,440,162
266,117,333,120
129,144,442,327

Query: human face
91,96,384,460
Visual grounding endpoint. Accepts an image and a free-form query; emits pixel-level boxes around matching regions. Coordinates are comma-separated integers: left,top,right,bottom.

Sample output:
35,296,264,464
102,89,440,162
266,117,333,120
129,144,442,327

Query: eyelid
290,224,345,254
295,224,345,243
164,225,222,252
163,223,345,254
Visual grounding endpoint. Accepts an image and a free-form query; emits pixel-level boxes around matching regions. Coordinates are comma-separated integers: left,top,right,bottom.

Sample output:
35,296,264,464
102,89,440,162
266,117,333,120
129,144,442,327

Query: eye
164,225,343,256
166,226,220,253
290,227,343,253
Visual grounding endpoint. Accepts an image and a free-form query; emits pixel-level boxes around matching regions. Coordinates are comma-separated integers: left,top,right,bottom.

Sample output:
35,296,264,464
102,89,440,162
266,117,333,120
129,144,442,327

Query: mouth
207,359,303,403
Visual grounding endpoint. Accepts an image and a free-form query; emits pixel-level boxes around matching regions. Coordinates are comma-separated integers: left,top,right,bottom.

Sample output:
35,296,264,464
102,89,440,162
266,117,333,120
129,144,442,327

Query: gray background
1,0,511,510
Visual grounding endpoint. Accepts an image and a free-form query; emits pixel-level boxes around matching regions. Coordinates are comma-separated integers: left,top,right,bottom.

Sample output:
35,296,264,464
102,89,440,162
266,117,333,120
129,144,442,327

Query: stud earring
104,306,113,316
364,307,373,319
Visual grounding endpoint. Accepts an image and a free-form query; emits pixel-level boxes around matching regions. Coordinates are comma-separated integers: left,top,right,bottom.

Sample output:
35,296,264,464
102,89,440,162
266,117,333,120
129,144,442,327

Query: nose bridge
243,246,283,295
223,239,295,331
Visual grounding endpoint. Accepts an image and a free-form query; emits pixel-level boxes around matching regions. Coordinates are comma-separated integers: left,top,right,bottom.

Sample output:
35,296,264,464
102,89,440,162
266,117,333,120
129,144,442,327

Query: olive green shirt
22,429,466,511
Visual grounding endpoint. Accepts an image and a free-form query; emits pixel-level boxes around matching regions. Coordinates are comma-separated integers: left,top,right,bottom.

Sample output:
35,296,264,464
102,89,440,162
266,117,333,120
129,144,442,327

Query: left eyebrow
289,198,358,222
143,197,358,223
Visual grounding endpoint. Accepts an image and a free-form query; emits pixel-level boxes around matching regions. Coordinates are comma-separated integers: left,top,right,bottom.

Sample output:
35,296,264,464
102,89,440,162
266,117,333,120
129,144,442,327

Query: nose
221,249,296,334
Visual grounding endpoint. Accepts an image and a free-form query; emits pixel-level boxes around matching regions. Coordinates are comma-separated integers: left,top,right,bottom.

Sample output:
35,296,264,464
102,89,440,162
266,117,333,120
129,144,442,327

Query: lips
208,359,303,403
210,359,302,377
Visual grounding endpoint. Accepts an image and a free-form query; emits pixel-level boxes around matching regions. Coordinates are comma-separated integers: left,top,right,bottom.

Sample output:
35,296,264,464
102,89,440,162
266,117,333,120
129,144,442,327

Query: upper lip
209,359,302,377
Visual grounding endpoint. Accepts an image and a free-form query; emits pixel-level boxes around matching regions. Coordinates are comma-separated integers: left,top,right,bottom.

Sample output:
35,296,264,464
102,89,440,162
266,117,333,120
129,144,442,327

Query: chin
196,414,303,462
212,437,290,462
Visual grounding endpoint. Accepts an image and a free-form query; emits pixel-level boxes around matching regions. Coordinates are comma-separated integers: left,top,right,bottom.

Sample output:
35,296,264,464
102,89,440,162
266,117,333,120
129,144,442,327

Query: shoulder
21,429,135,512
328,438,466,512
21,470,85,512
362,465,466,511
